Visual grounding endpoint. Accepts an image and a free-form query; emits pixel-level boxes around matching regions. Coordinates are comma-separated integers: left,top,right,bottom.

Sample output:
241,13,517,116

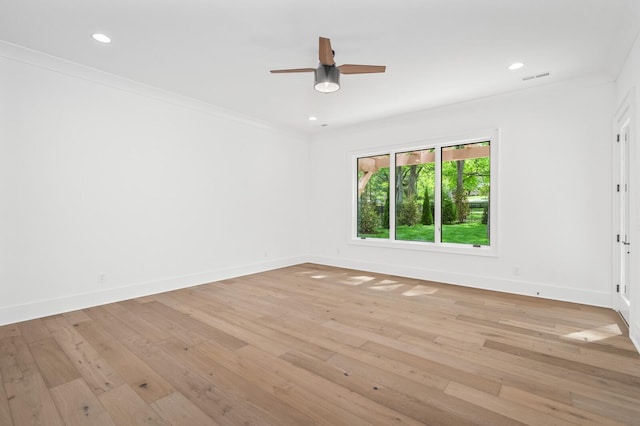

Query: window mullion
389,151,396,241
434,146,442,244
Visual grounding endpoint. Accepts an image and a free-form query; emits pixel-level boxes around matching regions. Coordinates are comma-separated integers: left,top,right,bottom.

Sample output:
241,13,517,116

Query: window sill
349,237,498,257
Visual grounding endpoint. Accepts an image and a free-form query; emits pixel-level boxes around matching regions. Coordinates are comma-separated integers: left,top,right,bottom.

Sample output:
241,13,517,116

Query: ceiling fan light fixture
314,65,340,93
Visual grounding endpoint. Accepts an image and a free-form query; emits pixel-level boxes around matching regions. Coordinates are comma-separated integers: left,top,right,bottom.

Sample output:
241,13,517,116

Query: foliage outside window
355,137,493,250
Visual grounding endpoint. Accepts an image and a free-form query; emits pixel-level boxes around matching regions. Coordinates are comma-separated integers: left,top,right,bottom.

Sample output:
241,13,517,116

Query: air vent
522,72,550,82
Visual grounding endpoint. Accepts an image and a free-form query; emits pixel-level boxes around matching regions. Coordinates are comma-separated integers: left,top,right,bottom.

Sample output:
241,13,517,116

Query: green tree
359,199,380,234
454,184,469,223
441,191,456,224
407,165,419,198
398,195,420,226
382,188,390,228
421,185,433,225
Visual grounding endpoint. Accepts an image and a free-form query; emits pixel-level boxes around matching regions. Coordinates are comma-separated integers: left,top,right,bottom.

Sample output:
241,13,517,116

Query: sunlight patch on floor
402,285,438,296
369,284,405,292
338,275,376,286
310,275,327,279
563,323,623,342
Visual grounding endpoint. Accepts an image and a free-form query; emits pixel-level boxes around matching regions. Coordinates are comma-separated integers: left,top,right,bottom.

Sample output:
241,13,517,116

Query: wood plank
285,349,467,425
16,319,51,344
156,337,316,425
324,319,501,395
72,320,173,403
49,378,115,425
151,392,218,426
0,336,34,383
196,306,335,360
143,300,248,350
117,300,205,346
570,392,640,425
360,340,568,404
399,330,640,405
194,340,395,426
121,333,279,426
29,338,81,388
169,303,294,357
415,329,640,409
327,341,452,392
50,325,124,395
284,349,514,426
84,305,140,341
259,315,368,353
98,384,167,425
62,310,92,325
0,324,20,339
483,340,640,389
0,368,13,426
444,381,570,426
0,336,64,425
43,315,73,333
232,343,425,425
499,385,624,425
5,372,64,426
457,314,639,358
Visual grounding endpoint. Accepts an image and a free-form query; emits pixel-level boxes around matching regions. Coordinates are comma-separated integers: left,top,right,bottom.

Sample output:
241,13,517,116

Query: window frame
350,129,499,257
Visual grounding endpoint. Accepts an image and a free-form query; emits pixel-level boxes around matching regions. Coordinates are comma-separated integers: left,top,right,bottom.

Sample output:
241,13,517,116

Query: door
615,118,631,324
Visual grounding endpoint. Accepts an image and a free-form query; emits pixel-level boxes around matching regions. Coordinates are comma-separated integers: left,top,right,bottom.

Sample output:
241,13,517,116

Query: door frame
612,88,635,324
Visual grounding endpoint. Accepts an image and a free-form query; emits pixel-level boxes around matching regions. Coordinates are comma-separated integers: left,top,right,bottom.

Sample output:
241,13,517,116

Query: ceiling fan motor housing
315,65,340,93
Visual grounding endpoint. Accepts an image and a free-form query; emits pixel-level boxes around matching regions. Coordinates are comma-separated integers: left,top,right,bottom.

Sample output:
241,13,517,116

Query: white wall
0,43,309,325
615,31,640,350
308,76,615,307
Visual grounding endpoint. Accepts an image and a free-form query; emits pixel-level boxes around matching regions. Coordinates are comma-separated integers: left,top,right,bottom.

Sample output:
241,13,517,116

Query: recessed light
92,33,111,43
308,116,317,121
508,62,524,70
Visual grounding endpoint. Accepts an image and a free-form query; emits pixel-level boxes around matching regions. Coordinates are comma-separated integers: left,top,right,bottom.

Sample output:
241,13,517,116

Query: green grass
441,222,489,245
359,222,489,246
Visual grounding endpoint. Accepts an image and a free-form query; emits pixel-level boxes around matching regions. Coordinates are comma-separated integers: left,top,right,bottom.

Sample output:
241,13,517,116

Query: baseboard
0,256,306,326
307,255,611,308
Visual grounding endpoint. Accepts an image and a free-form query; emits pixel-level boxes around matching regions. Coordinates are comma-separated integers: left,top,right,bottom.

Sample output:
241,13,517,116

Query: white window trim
350,129,499,257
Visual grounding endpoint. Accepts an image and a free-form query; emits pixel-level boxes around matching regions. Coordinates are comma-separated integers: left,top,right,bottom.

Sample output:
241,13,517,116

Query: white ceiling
1,0,639,134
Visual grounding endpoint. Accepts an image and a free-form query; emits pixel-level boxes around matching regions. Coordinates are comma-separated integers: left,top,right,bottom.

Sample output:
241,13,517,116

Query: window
354,132,496,254
396,148,435,242
357,155,390,239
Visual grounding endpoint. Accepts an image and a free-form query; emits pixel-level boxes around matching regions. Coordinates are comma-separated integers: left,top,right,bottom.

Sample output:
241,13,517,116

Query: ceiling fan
270,37,386,93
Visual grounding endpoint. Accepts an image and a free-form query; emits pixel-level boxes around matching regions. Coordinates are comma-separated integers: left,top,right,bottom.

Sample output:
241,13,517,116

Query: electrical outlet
513,266,521,276
97,273,106,285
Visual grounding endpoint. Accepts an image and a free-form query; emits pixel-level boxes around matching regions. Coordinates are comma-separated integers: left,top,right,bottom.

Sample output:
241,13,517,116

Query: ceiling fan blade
319,37,335,66
270,68,315,73
338,64,386,74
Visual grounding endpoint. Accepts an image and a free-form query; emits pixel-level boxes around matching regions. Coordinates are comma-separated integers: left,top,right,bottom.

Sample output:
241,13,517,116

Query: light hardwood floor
1,263,639,425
